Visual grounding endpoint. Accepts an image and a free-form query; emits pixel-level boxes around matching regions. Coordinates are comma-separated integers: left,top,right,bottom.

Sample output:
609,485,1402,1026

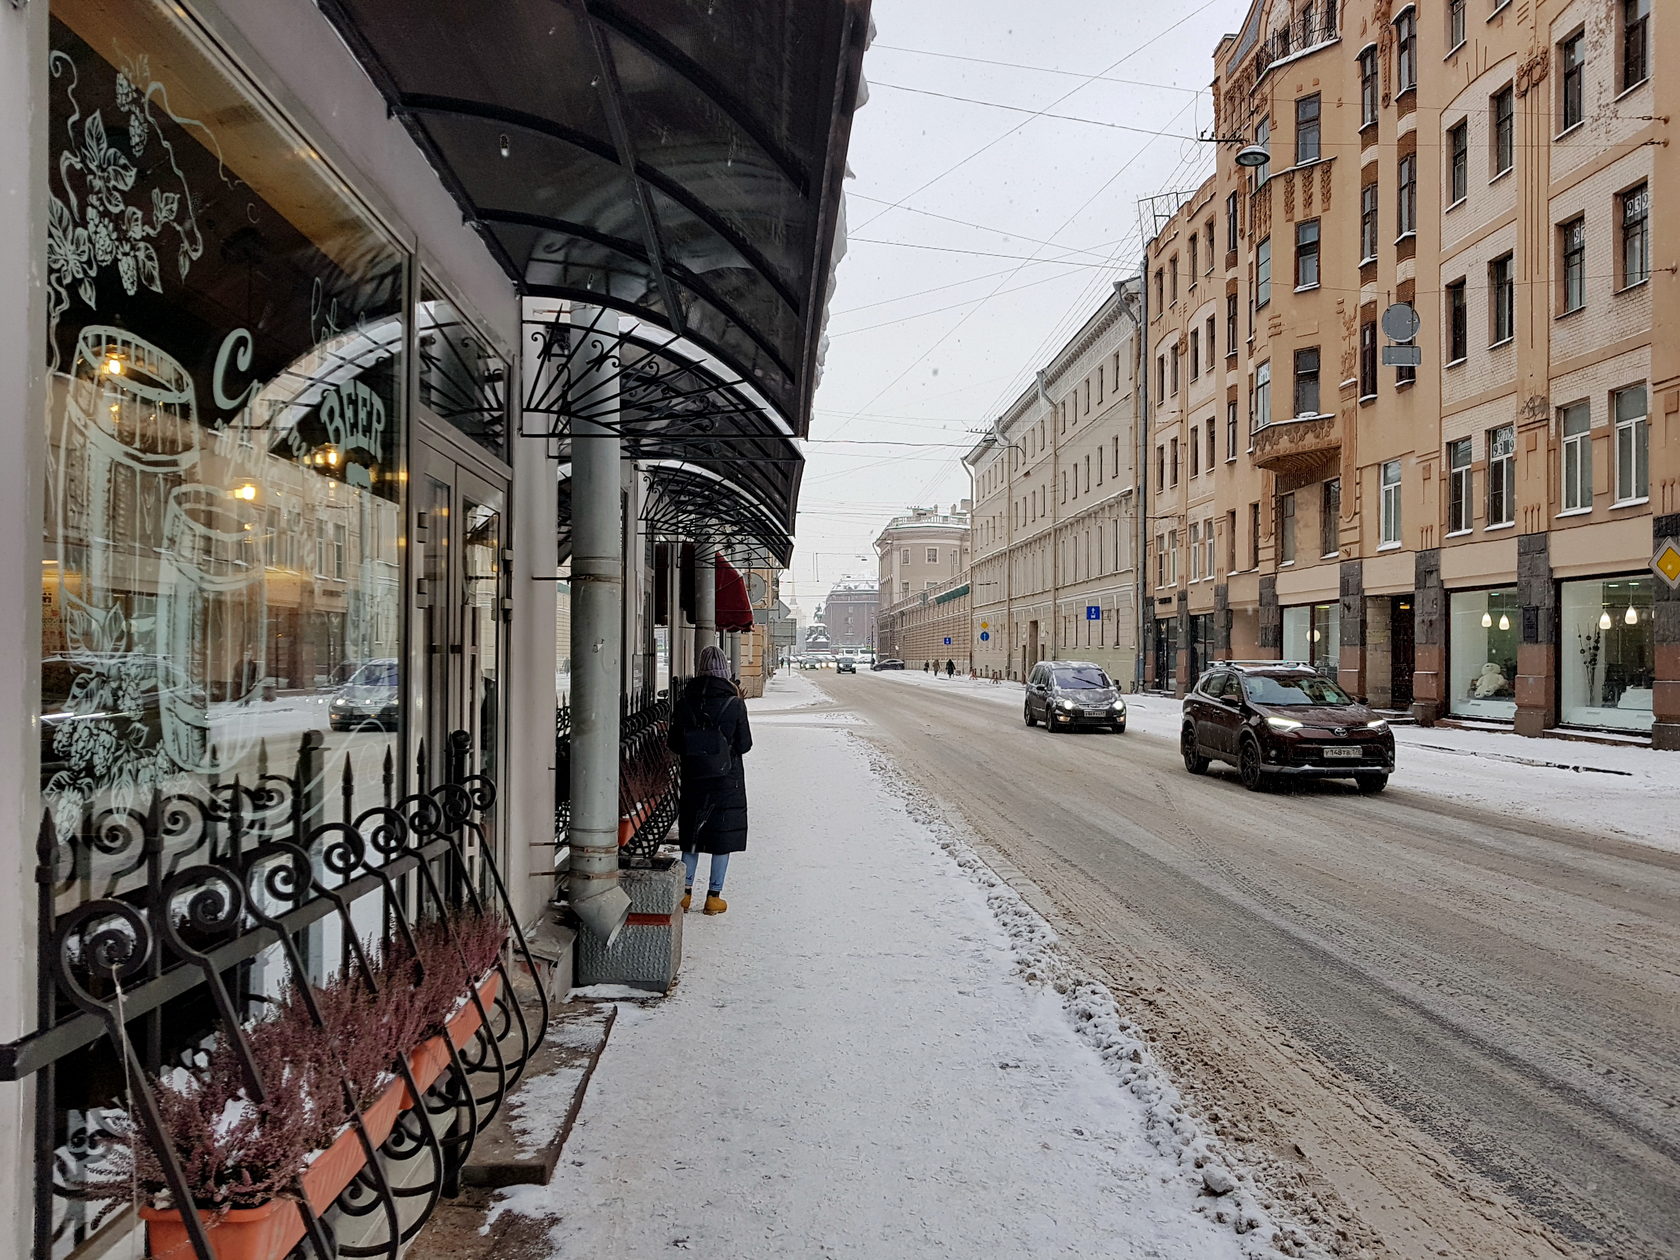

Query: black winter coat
666,675,753,854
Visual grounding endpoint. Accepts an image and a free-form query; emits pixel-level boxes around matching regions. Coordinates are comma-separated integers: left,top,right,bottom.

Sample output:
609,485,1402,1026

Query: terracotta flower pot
140,1199,297,1260
617,800,655,846
402,970,503,1105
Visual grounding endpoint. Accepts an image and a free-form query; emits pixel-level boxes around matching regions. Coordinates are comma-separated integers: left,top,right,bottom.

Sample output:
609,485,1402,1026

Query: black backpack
677,699,734,779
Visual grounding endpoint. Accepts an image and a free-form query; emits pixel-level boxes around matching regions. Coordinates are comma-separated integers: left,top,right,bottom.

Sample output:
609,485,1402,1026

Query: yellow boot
702,893,728,916
680,889,692,912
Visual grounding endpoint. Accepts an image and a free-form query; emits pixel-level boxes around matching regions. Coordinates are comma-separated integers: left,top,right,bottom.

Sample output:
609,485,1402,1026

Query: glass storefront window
1448,589,1519,719
1560,577,1655,732
418,281,509,457
1282,602,1340,676
43,0,407,826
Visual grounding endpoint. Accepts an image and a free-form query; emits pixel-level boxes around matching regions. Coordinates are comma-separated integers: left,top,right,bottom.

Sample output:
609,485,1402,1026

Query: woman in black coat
666,645,753,914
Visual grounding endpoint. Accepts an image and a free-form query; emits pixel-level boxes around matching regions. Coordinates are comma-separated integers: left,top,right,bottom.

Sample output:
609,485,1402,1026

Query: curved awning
318,0,870,435
714,556,755,631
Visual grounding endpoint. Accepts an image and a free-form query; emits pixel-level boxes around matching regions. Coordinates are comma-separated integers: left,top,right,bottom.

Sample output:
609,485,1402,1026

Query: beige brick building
964,283,1145,682
1142,0,1678,748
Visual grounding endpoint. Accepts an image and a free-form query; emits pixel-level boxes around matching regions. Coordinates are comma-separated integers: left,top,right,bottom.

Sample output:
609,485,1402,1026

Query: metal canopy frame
524,304,801,562
317,0,870,436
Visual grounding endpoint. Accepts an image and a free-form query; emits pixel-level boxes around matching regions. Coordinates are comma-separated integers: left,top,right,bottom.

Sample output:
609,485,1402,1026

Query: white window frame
1380,460,1402,546
1560,401,1592,512
1487,424,1515,527
1614,385,1649,503
1448,438,1473,533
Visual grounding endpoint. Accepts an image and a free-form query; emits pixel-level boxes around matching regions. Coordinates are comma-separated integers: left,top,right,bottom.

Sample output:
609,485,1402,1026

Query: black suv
1181,663,1394,793
1023,660,1127,733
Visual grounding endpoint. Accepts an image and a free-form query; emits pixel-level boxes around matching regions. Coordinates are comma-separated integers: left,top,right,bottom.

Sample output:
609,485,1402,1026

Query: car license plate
1322,746,1362,760
1083,708,1107,717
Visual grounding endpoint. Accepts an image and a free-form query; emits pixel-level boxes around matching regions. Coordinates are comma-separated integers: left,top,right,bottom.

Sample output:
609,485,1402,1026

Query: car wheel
1238,737,1269,792
1181,726,1209,774
1023,702,1036,727
1356,773,1389,795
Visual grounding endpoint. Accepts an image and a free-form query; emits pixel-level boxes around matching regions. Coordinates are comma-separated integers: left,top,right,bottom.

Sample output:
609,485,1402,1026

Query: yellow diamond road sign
979,621,990,630
1654,538,1680,589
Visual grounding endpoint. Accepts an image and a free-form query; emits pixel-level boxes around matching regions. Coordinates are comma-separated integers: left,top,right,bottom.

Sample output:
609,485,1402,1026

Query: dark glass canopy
318,0,870,438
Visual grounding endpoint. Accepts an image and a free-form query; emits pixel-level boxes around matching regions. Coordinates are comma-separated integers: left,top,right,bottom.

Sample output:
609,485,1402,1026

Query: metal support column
694,544,717,653
567,307,630,943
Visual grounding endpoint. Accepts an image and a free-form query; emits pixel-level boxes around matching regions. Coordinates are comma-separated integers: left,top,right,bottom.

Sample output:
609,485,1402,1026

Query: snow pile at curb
858,740,1324,1260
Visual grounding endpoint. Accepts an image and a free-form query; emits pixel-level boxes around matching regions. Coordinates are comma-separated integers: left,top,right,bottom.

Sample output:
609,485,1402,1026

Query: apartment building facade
874,507,969,660
1144,0,1677,748
965,283,1144,682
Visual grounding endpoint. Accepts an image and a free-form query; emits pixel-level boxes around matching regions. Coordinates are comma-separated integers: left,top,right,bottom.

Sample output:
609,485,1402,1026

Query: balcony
1251,412,1342,476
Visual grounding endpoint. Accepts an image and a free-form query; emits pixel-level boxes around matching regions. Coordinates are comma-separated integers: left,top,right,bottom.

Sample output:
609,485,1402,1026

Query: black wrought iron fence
0,731,548,1260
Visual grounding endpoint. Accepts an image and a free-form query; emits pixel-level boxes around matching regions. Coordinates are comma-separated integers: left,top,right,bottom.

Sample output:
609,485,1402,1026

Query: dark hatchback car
870,658,906,671
1023,660,1127,733
1181,663,1394,793
835,658,857,674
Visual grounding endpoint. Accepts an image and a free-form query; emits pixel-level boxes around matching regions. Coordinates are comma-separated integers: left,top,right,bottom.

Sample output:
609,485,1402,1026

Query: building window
1561,401,1592,511
1448,0,1466,50
1170,255,1179,304
1170,437,1180,487
1360,182,1379,262
1489,254,1515,343
1622,0,1651,92
1449,589,1518,719
1447,121,1468,205
1206,316,1216,368
1561,576,1654,732
1321,477,1340,557
1190,328,1200,381
1448,437,1473,533
1559,217,1586,313
1225,293,1238,355
1170,345,1180,395
1189,235,1199,282
1155,537,1165,587
1487,424,1515,526
1205,220,1215,272
1226,192,1238,252
1226,509,1237,573
1155,268,1165,310
1397,154,1417,236
1156,445,1166,492
1560,31,1585,132
1157,354,1166,401
1226,401,1237,460
1252,117,1271,186
1621,183,1650,288
1295,218,1320,289
1189,522,1202,580
1293,348,1320,417
1252,360,1271,431
1359,46,1379,127
1360,319,1378,397
1380,460,1402,545
926,547,939,564
1396,8,1417,93
1249,502,1261,569
1167,529,1178,584
902,548,911,564
1615,384,1649,501
1206,422,1215,471
1191,427,1200,478
1279,492,1297,563
1491,86,1514,177
1296,94,1321,163
1447,279,1468,362
1256,236,1272,307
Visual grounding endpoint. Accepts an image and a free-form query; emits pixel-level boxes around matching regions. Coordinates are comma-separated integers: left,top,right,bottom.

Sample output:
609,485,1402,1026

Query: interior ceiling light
1599,609,1613,630
1481,611,1493,628
1498,614,1510,631
1625,603,1639,625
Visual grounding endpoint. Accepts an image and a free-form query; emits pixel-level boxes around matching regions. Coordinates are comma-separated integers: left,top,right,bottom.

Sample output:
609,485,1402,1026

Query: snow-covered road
820,668,1679,1260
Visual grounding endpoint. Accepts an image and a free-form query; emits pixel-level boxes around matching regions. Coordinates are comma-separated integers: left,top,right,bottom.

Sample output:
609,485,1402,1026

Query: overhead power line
867,81,1201,142
867,42,1205,96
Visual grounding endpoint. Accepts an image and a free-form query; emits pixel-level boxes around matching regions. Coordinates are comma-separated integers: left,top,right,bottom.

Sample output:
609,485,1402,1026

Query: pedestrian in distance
666,645,752,915
945,658,955,679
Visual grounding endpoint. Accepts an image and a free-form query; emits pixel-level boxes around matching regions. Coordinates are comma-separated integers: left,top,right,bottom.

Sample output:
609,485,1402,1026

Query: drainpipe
1037,369,1058,662
1135,271,1151,690
568,306,630,945
694,545,717,653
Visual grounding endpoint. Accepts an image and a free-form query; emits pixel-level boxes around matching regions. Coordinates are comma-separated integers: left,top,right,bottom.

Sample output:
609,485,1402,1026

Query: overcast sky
787,0,1254,612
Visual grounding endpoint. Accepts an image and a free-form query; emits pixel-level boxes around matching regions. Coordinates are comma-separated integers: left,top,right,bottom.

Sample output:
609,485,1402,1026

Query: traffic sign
1086,605,1101,620
980,621,990,630
1381,302,1420,343
1382,345,1422,367
979,631,990,641
943,637,953,645
1653,538,1680,589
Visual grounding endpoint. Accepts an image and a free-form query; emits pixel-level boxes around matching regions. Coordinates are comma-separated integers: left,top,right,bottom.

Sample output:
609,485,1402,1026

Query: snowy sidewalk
495,672,1296,1258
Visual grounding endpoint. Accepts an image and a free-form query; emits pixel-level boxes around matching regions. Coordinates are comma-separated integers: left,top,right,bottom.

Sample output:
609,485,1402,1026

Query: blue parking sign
943,637,952,645
1086,605,1101,620
979,631,990,641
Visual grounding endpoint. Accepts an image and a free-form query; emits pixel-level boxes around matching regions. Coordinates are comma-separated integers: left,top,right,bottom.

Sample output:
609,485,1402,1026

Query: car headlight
1366,718,1389,732
1058,699,1074,711
331,698,348,710
1265,716,1302,732
1112,700,1127,712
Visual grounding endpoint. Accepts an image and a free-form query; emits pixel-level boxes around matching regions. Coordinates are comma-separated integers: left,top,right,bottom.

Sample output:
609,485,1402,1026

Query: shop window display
1560,578,1654,732
1449,589,1518,719
42,1,407,821
1282,602,1340,677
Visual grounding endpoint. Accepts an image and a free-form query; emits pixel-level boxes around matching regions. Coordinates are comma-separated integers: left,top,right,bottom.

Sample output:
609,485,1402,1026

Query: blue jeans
682,850,730,893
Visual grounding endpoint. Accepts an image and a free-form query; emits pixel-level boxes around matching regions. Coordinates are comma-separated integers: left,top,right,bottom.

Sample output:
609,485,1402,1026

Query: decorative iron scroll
3,732,549,1260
